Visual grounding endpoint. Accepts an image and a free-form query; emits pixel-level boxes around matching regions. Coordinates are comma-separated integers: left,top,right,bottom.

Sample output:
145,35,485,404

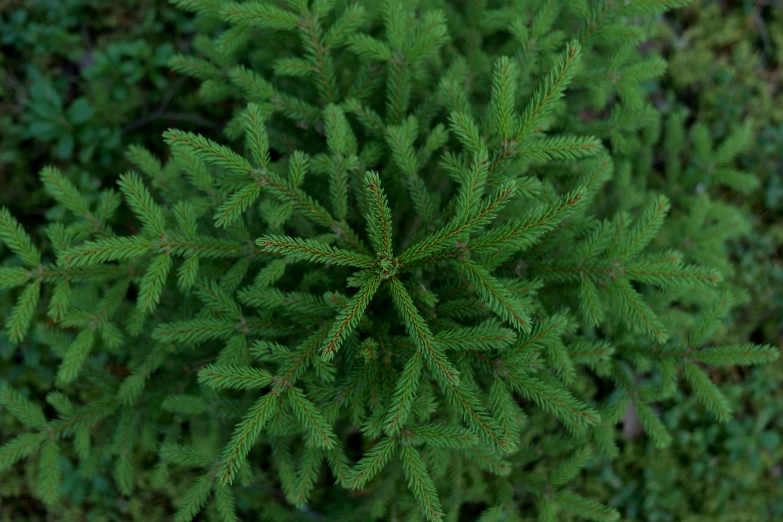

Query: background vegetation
582,1,783,520
0,0,781,520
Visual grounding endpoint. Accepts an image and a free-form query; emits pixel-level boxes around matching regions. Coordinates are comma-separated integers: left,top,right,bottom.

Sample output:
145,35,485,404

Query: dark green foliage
563,2,783,520
0,0,213,211
0,1,781,521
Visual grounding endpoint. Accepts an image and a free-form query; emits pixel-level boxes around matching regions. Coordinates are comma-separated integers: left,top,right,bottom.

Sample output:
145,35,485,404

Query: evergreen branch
324,443,351,488
347,33,393,61
47,280,70,322
463,445,511,476
434,322,515,351
197,364,274,390
448,110,484,155
550,447,592,486
55,329,96,387
324,4,366,49
118,350,167,405
137,253,172,313
214,182,263,229
164,129,254,177
515,135,602,161
153,318,236,344
117,173,167,237
614,195,670,260
401,444,444,522
476,505,510,522
0,3,765,520
273,444,297,501
633,401,672,448
406,9,449,62
608,279,668,343
257,172,370,255
408,424,479,449
386,52,411,124
43,392,75,416
218,2,301,31
507,374,599,426
384,350,423,435
567,340,615,365
38,440,62,505
458,259,530,332
59,236,152,267
261,171,332,226
321,274,381,360
364,171,394,257
244,103,271,169
279,326,331,388
302,17,340,104
214,483,240,522
508,312,568,356
229,65,321,123
0,207,42,267
578,276,604,327
489,378,523,452
0,432,46,473
324,106,351,218
166,236,255,259
573,218,612,263
684,364,732,421
40,166,91,216
174,473,213,522
490,56,519,143
292,446,322,506
343,98,386,137
347,436,398,489
714,168,759,194
389,277,460,388
167,55,219,80
693,344,779,366
456,149,489,218
196,279,242,317
168,0,222,15
7,280,41,343
516,41,582,141
218,393,278,485
399,180,516,265
447,386,507,452
713,124,752,165
324,369,365,420
239,288,331,318
622,259,720,288
0,386,47,428
172,201,199,239
468,189,585,254
259,234,375,268
46,395,119,440
385,118,435,221
0,266,30,289
287,386,337,448
688,291,731,347
274,56,313,77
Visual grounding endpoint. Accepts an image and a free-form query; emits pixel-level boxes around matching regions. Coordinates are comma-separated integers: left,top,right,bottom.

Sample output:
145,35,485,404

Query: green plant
0,1,778,521
571,357,783,522
0,0,205,209
559,4,783,520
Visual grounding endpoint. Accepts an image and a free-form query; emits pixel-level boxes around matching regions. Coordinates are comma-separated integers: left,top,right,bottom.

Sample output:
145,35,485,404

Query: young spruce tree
0,1,778,521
